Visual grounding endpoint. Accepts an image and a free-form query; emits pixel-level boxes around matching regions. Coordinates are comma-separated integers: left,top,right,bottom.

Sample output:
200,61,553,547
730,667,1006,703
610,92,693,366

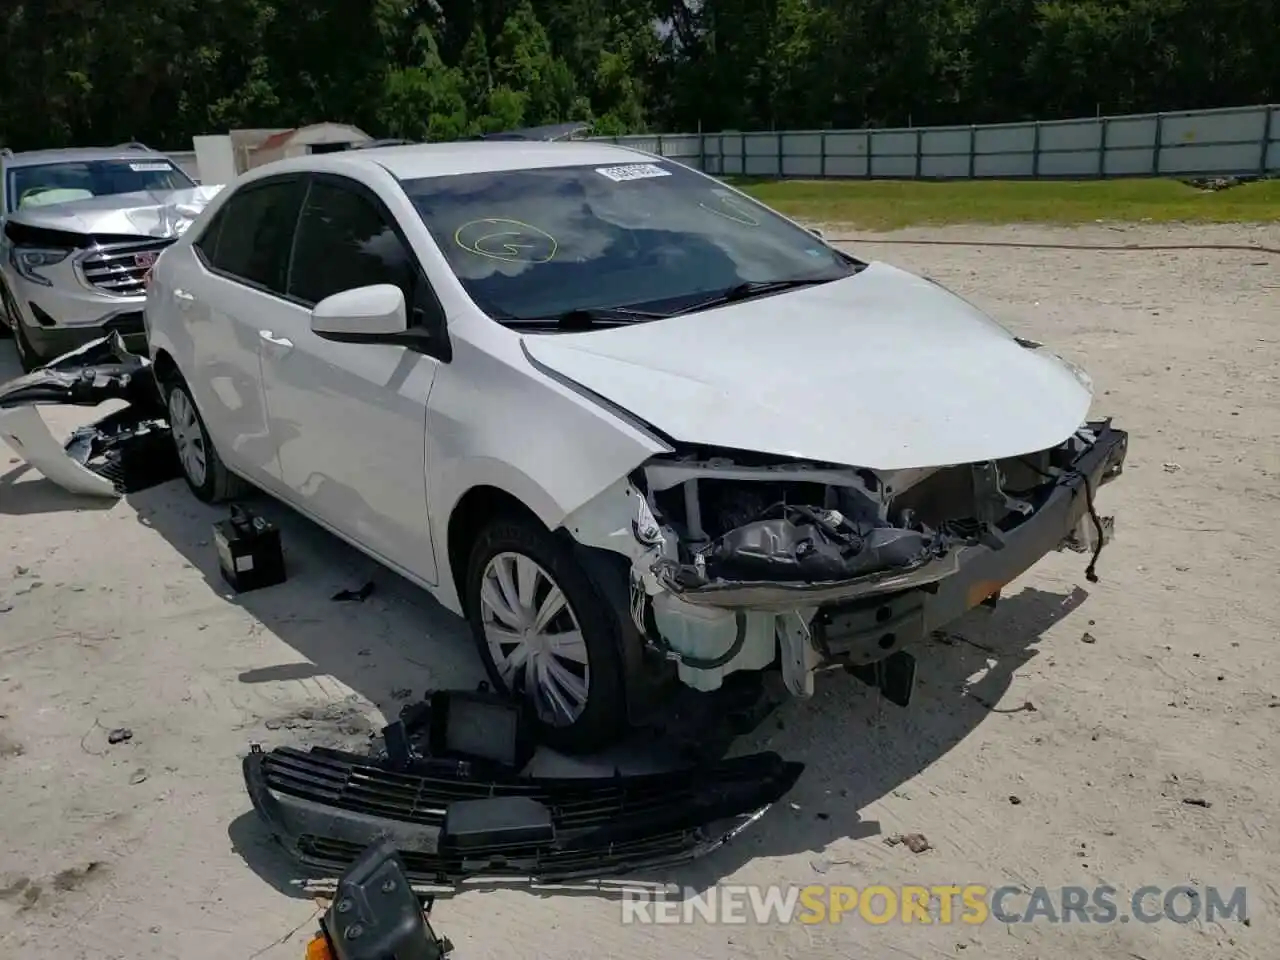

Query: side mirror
310,284,407,341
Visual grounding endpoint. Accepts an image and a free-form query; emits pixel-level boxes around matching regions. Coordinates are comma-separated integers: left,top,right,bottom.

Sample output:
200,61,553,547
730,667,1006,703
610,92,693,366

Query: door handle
258,330,293,349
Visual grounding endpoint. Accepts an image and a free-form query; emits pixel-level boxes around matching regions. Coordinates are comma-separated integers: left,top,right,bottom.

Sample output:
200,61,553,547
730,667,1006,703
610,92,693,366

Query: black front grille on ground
260,745,785,831
296,829,698,883
80,239,173,296
249,745,804,883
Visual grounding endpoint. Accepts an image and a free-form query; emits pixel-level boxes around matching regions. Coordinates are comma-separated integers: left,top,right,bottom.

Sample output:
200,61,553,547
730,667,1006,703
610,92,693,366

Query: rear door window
203,179,305,295
286,179,419,309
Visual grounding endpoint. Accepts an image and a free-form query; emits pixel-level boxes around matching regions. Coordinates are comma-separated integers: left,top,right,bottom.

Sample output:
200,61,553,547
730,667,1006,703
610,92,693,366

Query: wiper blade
673,276,840,315
501,305,668,329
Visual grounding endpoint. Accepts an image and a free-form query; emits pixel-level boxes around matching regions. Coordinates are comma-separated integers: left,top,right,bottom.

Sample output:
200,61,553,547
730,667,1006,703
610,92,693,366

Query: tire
464,515,629,754
161,374,245,503
12,318,41,373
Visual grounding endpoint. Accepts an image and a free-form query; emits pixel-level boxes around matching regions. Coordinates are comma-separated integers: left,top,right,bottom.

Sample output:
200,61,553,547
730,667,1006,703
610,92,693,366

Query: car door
175,175,307,485
259,173,442,585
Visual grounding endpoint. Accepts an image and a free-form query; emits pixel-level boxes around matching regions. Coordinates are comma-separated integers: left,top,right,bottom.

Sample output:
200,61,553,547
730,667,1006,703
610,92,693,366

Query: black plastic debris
65,407,181,494
382,687,538,775
441,796,556,853
318,841,453,960
245,684,803,885
0,332,159,409
214,505,286,593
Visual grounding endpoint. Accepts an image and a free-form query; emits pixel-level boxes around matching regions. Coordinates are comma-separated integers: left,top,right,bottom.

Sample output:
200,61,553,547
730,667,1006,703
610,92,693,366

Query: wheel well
446,486,544,604
151,348,179,386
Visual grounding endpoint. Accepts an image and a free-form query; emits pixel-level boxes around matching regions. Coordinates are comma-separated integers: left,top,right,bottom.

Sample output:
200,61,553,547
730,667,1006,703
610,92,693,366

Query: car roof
248,139,657,183
2,146,172,168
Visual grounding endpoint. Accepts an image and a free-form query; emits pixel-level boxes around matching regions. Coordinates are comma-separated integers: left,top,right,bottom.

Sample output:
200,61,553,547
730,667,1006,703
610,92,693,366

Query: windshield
401,161,856,322
6,159,193,213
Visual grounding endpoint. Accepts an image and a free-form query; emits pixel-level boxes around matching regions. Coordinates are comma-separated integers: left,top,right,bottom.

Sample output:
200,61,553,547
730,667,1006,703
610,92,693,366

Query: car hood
7,185,224,239
521,261,1093,471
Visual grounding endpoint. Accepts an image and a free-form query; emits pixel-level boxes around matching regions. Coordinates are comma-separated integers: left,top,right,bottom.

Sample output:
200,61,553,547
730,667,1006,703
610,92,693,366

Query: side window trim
282,176,316,304
194,173,306,302
288,171,446,329
194,207,226,265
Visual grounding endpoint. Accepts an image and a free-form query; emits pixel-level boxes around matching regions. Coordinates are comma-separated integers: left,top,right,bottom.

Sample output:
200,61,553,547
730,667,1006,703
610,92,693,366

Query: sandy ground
0,222,1277,960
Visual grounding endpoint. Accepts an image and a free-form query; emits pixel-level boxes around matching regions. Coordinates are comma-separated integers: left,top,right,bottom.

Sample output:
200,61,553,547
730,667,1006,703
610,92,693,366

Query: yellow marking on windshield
454,218,558,263
700,195,761,226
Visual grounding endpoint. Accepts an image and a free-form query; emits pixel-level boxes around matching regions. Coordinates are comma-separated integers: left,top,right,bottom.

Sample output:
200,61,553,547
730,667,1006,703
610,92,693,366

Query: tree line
1,0,1275,152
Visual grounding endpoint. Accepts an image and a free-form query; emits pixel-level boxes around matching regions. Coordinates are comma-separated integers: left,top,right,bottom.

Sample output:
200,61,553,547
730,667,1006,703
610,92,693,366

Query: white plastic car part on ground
0,333,161,498
0,405,118,497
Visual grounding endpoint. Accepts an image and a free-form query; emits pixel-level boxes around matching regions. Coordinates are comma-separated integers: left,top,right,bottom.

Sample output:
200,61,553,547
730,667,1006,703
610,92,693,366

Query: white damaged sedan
139,141,1127,751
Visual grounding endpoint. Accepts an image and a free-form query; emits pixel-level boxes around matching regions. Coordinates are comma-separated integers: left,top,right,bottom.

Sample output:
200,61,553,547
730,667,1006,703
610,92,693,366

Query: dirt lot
1,222,1277,960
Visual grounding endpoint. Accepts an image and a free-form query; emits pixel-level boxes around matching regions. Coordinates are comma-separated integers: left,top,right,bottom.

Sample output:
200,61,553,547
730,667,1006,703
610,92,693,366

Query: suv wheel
163,376,245,503
464,515,628,754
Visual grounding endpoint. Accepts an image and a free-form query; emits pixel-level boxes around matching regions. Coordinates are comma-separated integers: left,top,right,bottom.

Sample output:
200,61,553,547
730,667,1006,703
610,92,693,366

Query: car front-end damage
1,186,222,365
566,421,1127,702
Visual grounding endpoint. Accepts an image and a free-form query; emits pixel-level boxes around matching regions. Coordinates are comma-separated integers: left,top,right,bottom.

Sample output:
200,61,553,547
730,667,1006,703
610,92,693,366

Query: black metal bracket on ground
319,840,454,960
845,650,918,707
379,685,538,777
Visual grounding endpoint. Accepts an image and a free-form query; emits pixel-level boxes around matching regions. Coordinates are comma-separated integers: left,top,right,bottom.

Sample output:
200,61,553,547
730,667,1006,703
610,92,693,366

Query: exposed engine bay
567,421,1127,702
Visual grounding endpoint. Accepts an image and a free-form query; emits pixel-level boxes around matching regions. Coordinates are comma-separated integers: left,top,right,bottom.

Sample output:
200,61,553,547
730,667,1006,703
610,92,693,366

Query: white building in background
184,122,372,183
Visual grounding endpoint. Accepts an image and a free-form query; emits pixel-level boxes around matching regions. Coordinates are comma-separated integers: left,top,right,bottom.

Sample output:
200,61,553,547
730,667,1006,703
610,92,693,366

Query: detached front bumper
0,333,176,497
654,422,1127,661
245,744,803,885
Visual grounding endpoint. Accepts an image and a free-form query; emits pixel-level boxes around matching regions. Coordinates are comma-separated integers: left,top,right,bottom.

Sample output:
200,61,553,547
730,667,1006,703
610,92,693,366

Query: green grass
731,177,1280,230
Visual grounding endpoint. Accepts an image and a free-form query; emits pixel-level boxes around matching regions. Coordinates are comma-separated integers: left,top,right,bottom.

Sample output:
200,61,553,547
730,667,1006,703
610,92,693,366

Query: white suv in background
144,141,1126,753
0,144,202,370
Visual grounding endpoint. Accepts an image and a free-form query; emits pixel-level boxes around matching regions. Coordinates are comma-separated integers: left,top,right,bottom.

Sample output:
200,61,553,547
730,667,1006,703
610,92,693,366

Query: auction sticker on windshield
129,162,173,172
595,164,671,182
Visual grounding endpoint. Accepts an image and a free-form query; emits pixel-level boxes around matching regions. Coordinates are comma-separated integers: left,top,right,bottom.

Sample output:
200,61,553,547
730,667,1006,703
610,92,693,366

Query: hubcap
479,552,590,727
167,388,208,488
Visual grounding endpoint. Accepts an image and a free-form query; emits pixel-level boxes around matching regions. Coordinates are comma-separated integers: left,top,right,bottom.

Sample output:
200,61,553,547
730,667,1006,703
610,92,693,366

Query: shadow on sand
121,478,1088,903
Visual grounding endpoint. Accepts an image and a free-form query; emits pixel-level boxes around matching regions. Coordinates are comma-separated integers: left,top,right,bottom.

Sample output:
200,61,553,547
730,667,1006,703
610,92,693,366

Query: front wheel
464,515,628,754
163,376,245,503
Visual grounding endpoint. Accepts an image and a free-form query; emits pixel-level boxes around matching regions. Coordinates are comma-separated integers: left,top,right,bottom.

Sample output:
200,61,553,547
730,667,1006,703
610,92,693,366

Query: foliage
0,0,1274,149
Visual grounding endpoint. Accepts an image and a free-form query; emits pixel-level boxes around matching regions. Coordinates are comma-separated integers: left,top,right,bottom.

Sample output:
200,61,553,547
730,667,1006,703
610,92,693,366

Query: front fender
424,336,670,612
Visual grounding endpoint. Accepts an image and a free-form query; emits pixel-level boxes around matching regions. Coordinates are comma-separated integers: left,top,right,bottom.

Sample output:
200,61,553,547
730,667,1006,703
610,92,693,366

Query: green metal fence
596,104,1280,180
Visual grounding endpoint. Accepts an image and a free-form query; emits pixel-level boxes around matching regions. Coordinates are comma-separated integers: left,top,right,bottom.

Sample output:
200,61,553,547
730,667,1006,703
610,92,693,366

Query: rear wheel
162,375,245,503
464,515,628,754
